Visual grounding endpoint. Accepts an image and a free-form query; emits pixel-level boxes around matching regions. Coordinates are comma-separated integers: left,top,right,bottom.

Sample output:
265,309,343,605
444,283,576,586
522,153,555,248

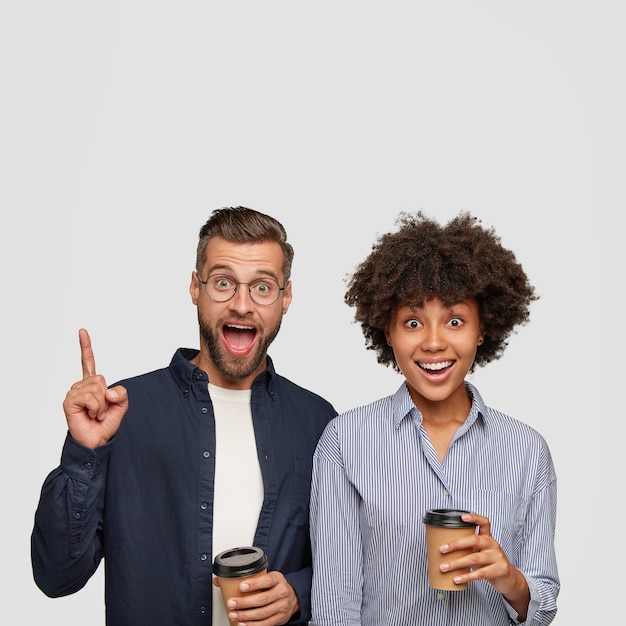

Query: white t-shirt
209,383,264,626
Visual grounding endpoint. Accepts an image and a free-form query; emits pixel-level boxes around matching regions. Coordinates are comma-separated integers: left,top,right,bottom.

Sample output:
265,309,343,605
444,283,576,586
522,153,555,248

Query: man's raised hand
62,328,129,449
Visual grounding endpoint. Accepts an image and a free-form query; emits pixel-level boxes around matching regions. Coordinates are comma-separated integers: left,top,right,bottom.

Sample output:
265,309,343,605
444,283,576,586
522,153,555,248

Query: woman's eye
449,317,463,328
405,319,421,329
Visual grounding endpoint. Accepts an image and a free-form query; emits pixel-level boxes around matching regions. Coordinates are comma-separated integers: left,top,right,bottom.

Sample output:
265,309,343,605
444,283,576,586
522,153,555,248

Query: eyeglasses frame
197,272,286,307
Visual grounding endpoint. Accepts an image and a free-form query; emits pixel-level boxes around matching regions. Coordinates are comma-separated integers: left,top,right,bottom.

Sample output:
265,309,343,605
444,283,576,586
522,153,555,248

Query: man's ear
281,280,293,315
189,271,201,305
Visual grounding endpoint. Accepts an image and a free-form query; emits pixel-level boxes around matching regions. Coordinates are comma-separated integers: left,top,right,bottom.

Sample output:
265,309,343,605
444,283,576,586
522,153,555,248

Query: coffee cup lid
212,546,268,578
423,508,476,528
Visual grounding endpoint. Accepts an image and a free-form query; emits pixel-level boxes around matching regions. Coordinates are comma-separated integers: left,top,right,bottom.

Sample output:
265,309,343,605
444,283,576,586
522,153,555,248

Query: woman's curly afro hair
345,211,538,373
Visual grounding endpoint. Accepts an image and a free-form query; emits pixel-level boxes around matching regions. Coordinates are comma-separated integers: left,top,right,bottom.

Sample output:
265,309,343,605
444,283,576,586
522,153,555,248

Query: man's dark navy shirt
31,348,337,625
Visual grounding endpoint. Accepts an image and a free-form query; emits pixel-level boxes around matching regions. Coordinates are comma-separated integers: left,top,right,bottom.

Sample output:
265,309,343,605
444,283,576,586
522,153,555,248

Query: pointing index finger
78,328,97,378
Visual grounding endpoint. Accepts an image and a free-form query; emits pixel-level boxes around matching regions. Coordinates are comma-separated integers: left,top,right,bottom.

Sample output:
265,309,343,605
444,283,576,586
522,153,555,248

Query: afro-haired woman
310,212,559,626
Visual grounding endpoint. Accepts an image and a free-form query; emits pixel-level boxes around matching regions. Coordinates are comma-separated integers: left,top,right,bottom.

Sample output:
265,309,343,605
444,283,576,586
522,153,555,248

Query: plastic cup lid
422,508,476,528
212,546,268,578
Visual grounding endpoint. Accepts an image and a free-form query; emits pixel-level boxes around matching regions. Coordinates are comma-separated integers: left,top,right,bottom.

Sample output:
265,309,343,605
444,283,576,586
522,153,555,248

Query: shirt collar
169,348,276,395
391,380,486,427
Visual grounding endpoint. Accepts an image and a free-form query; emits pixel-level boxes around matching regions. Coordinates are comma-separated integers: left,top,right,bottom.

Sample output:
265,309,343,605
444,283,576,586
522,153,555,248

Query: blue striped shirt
310,382,559,626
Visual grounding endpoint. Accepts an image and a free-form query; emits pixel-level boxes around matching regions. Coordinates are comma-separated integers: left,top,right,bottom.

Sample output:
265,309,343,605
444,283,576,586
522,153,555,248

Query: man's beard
198,312,281,381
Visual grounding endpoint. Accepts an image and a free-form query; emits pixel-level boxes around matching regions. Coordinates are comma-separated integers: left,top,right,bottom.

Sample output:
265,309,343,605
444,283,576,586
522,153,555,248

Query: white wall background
1,1,620,623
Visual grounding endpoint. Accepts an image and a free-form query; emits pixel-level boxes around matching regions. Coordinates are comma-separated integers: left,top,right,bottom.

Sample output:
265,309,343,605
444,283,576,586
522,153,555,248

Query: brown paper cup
423,509,477,591
213,546,268,625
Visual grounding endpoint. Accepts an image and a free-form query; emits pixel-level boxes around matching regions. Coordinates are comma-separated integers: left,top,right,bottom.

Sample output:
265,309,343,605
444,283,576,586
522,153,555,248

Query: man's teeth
420,361,453,371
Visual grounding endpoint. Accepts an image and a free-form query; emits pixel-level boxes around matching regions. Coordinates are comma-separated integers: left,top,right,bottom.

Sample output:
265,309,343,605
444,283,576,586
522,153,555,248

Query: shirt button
200,553,207,561
203,450,210,458
200,502,207,510
200,606,207,614
437,592,445,600
84,461,93,469
201,407,208,414
443,490,450,496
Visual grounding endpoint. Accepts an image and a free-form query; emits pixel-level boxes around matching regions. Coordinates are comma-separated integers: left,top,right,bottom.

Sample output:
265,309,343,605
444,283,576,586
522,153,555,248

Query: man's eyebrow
206,263,234,274
205,264,281,280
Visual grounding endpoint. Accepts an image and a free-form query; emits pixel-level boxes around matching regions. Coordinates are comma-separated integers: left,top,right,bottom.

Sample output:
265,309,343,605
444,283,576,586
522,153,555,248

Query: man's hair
196,206,294,283
345,211,538,372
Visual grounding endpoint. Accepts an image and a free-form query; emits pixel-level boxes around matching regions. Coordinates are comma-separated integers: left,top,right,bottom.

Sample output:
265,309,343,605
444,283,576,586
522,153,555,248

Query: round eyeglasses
199,274,286,306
